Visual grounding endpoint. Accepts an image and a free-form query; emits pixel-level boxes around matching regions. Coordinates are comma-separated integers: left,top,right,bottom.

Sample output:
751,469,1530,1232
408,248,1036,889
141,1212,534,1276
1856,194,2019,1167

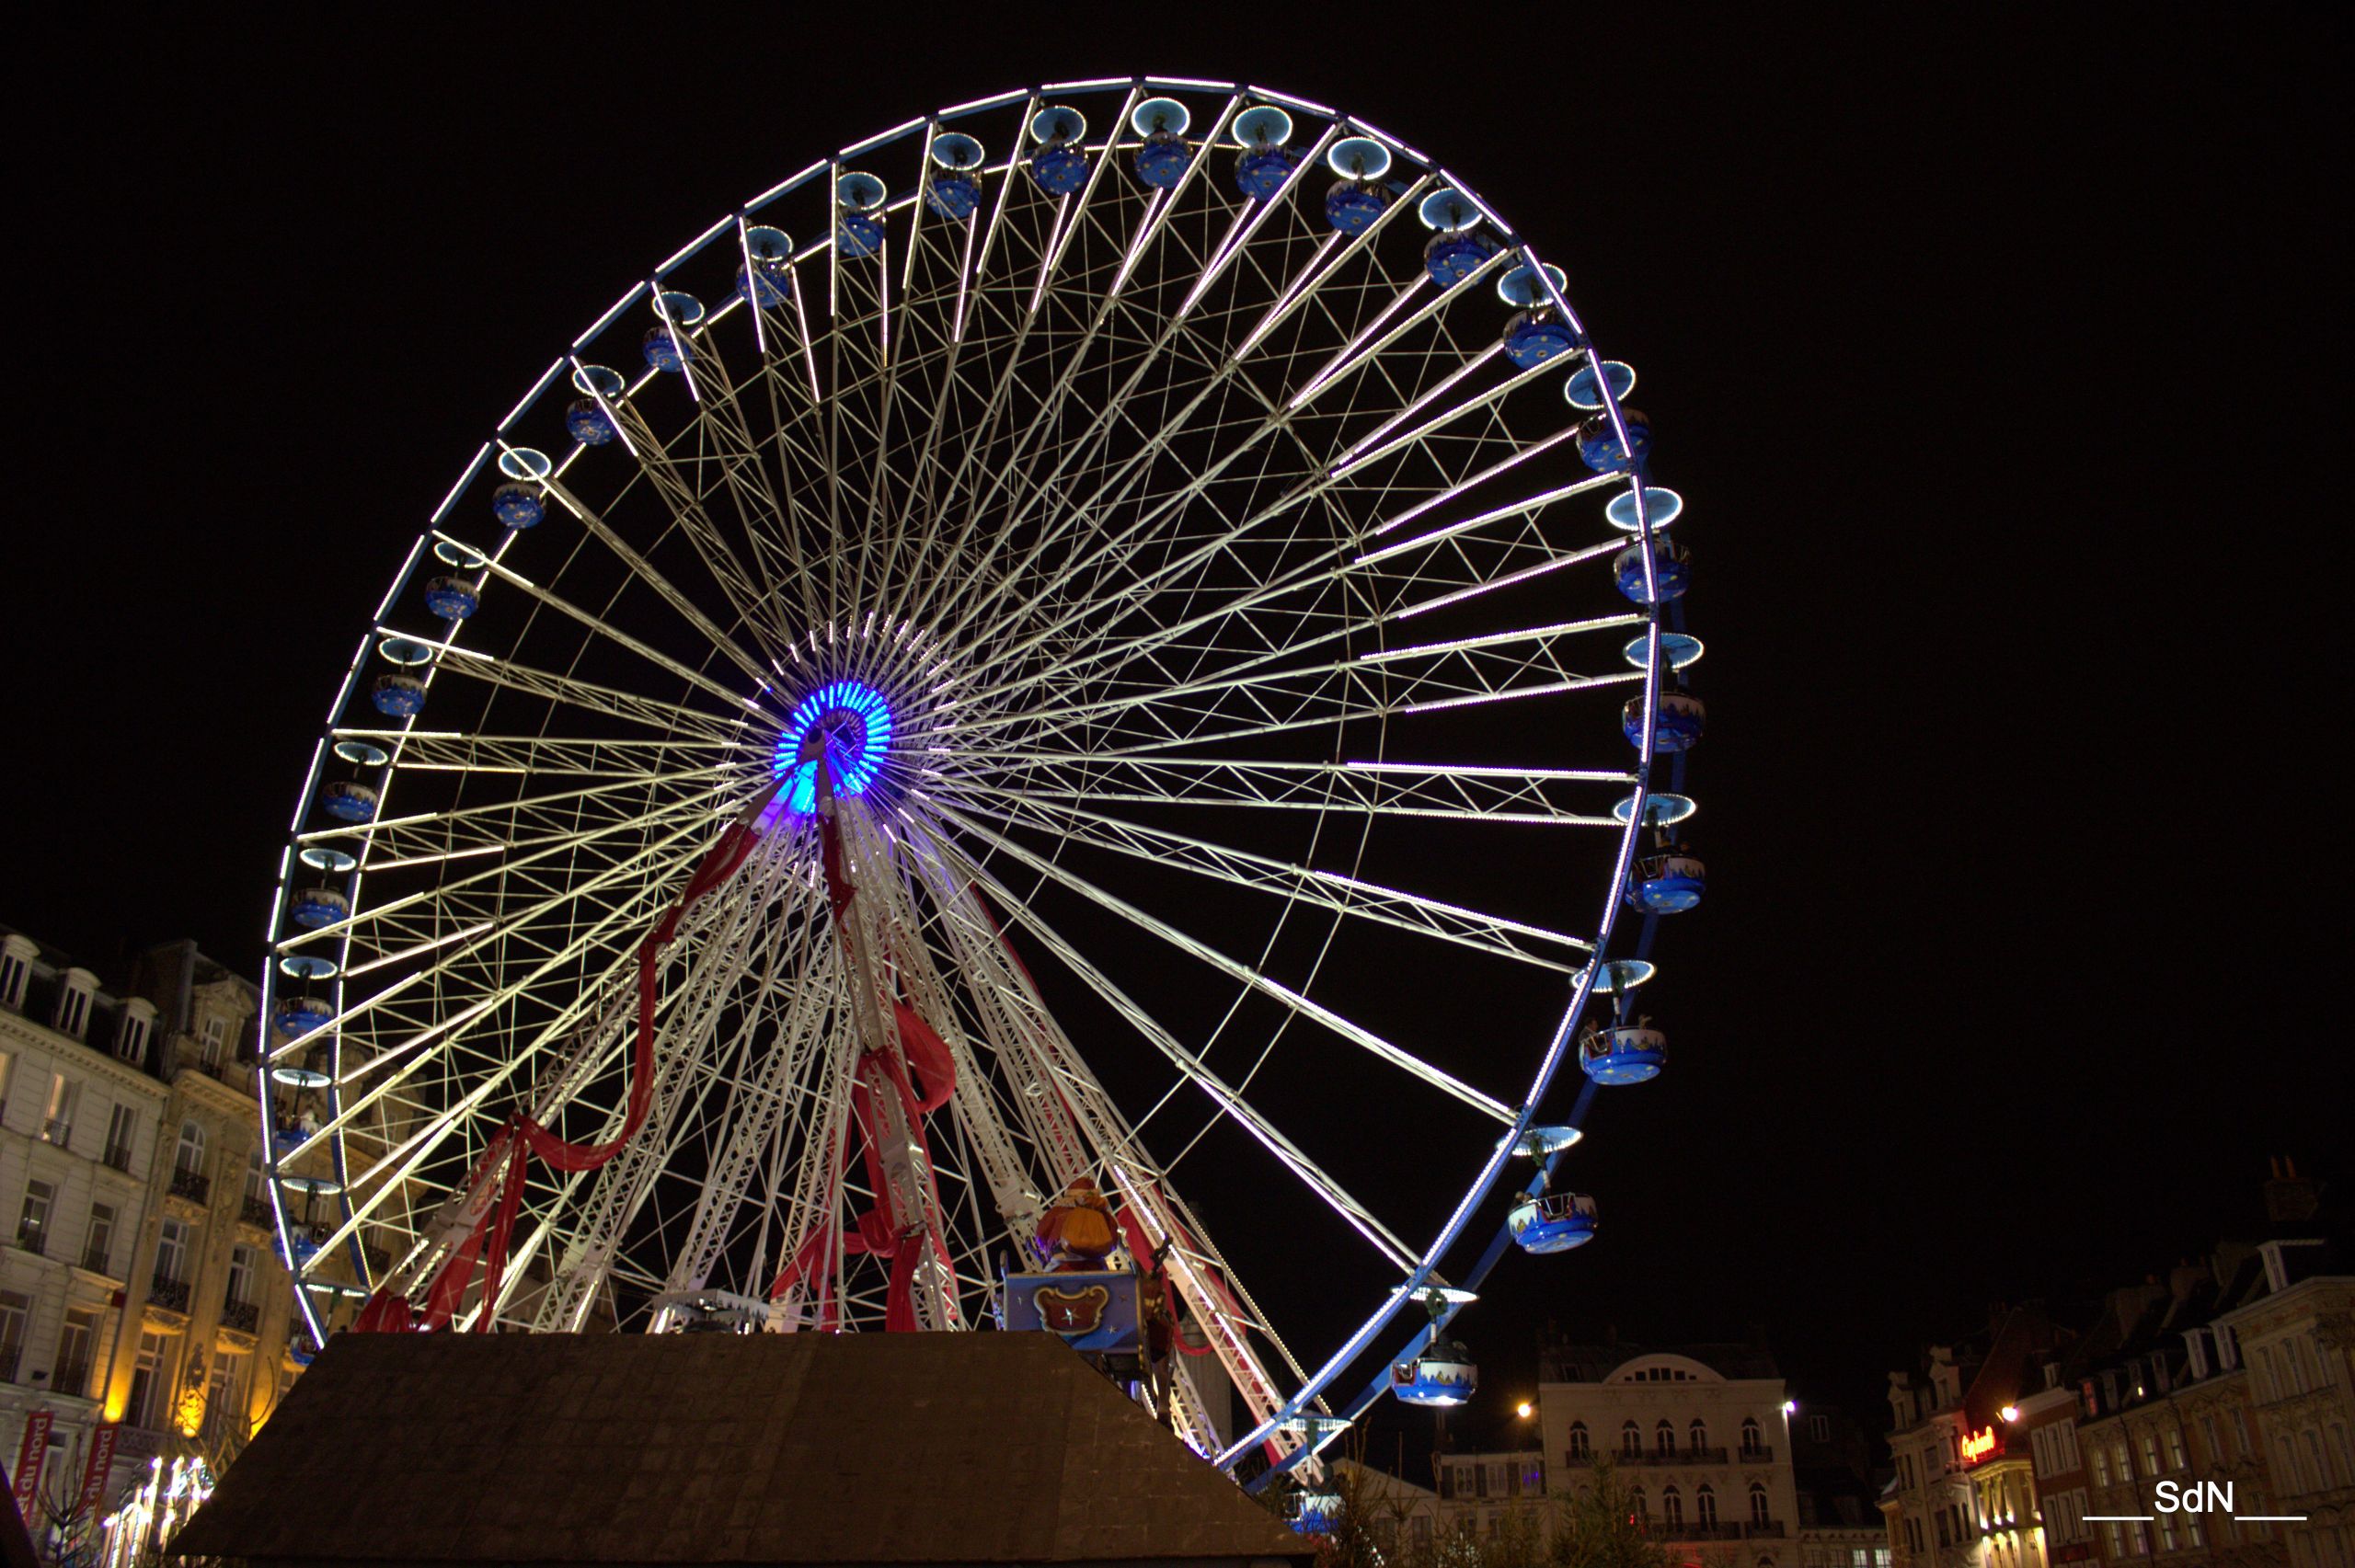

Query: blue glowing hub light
772,680,895,813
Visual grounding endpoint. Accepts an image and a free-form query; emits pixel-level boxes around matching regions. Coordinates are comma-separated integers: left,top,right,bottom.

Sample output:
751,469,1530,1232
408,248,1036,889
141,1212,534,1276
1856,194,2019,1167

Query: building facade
1884,1166,2350,1568
1,925,305,1541
1540,1338,1805,1568
1883,1305,2066,1568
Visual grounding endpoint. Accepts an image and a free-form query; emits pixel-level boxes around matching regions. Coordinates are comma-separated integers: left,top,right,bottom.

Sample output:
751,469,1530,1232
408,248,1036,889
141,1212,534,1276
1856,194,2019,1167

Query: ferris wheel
257,77,1704,1484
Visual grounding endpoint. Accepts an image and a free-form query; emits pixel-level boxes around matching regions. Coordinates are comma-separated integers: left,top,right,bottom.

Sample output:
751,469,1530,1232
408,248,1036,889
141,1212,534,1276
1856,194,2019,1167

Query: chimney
2265,1157,2322,1225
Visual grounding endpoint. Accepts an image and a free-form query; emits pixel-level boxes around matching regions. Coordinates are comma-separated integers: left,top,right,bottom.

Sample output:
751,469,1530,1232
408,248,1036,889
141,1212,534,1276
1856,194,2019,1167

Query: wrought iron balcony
1740,1444,1776,1462
13,1225,44,1257
1627,1447,1730,1466
221,1298,259,1333
240,1196,273,1229
79,1244,110,1274
148,1275,191,1314
102,1141,133,1173
52,1358,91,1399
168,1167,211,1205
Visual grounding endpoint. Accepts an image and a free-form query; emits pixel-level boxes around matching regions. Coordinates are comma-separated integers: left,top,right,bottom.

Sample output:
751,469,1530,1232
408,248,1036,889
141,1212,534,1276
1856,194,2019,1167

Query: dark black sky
9,11,2343,1455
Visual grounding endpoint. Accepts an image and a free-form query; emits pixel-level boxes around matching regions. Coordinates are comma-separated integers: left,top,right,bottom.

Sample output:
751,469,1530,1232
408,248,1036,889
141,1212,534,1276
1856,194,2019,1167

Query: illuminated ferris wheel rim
253,74,1694,1484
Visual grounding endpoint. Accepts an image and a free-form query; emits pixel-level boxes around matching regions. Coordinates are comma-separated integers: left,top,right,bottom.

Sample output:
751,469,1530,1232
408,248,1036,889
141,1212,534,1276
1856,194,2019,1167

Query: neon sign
1960,1426,2001,1464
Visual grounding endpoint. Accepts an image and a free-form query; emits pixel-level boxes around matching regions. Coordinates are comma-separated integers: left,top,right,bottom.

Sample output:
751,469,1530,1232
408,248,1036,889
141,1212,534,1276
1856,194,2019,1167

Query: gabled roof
177,1331,1310,1565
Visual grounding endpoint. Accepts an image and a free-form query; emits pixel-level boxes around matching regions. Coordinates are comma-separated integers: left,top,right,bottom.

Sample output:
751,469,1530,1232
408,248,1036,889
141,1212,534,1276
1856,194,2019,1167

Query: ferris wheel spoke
380,631,760,745
1288,246,1516,413
534,839,809,1329
289,765,738,882
925,834,1424,1273
1328,353,1565,480
531,478,783,695
933,802,1516,1126
946,783,1591,968
336,729,750,779
946,754,1630,825
271,808,718,1066
976,609,1645,748
443,544,773,715
281,774,739,956
568,409,795,670
659,341,826,635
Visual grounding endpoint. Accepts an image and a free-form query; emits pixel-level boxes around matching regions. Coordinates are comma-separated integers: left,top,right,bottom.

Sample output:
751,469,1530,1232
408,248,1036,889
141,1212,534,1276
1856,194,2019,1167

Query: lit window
17,1182,55,1253
40,1074,79,1146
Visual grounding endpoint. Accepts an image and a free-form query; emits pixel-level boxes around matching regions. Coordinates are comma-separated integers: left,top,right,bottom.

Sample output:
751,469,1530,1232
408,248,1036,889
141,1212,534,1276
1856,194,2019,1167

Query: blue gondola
1580,1024,1667,1084
1236,143,1298,200
1134,132,1190,189
927,171,982,219
1425,227,1499,286
422,576,479,620
1232,105,1298,200
270,1127,305,1161
1029,106,1089,195
1131,97,1193,189
1626,851,1707,913
318,781,379,823
1578,408,1653,474
1623,690,1706,751
1612,536,1691,603
289,887,350,930
281,1230,321,1271
1325,180,1387,234
491,482,544,529
273,996,333,1037
371,675,426,717
1508,1191,1599,1253
643,323,690,372
1321,135,1392,234
1031,143,1086,194
835,172,888,257
1503,310,1580,368
1392,1337,1478,1406
737,225,794,306
566,396,616,446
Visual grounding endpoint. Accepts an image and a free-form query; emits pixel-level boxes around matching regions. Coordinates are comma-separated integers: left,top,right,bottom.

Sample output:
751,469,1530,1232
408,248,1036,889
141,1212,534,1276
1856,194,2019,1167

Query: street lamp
1516,1400,1534,1420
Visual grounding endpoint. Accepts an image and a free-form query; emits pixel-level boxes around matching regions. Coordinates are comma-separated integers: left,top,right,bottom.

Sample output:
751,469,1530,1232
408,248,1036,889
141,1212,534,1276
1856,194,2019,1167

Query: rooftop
176,1330,1312,1566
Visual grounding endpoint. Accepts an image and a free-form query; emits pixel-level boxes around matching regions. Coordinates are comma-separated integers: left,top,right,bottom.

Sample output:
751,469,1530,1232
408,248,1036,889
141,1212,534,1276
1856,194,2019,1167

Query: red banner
76,1423,117,1514
11,1406,52,1517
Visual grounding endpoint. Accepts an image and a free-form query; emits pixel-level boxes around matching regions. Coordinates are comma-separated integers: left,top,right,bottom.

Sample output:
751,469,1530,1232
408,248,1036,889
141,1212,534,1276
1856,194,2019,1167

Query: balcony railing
0,1345,18,1382
240,1196,273,1229
221,1299,259,1333
1740,1444,1776,1462
52,1358,91,1399
1626,1447,1731,1466
79,1245,109,1275
40,1119,73,1147
168,1167,211,1205
1748,1520,1787,1539
148,1275,191,1313
14,1226,45,1257
102,1141,133,1173
1658,1521,1745,1540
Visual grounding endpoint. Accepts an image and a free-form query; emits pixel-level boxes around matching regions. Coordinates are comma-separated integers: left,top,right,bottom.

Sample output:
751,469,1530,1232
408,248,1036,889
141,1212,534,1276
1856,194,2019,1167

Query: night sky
10,12,2342,1459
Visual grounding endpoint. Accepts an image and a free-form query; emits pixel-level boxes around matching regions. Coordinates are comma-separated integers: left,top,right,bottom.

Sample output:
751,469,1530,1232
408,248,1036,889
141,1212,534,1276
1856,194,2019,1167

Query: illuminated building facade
1539,1336,1805,1568
1882,1304,2066,1568
0,924,304,1537
2215,1234,2353,1568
